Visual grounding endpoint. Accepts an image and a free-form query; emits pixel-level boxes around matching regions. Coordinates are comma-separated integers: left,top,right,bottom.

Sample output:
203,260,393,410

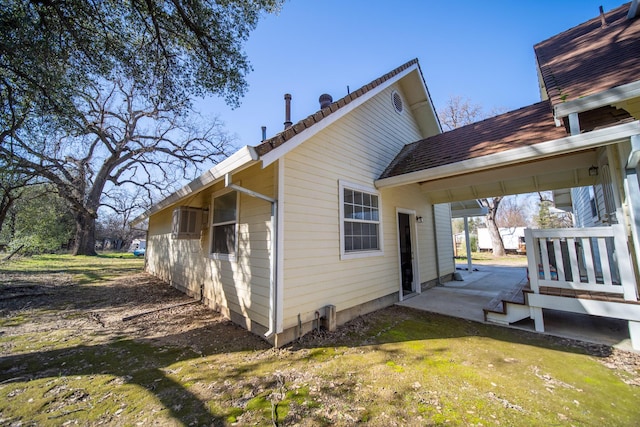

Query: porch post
625,134,640,283
625,167,640,281
464,216,473,273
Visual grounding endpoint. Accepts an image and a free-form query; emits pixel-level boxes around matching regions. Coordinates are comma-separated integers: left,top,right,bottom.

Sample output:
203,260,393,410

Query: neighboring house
133,59,453,346
477,227,526,253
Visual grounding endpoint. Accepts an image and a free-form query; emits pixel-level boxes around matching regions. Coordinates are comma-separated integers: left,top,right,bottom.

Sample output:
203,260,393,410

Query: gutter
224,173,279,339
130,146,259,226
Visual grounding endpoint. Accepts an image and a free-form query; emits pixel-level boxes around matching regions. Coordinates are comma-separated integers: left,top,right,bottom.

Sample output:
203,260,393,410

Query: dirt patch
0,272,268,355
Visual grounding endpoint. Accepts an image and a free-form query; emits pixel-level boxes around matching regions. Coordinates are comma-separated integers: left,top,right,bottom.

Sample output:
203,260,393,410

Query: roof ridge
253,58,420,156
533,3,628,50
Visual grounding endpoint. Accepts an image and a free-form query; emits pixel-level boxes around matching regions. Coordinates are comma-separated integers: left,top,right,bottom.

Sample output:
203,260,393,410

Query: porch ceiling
421,150,598,204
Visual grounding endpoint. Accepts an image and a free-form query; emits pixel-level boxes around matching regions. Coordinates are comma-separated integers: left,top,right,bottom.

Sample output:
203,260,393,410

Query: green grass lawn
455,251,529,266
0,252,144,284
1,254,639,426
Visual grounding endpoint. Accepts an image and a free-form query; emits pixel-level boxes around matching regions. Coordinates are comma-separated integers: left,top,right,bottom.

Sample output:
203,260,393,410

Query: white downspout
225,173,278,338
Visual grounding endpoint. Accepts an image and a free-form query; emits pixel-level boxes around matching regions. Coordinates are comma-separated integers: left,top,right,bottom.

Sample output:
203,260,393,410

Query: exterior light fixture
416,216,424,223
589,165,599,176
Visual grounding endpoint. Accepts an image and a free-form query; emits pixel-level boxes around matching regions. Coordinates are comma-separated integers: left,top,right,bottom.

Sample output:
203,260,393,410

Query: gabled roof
254,58,439,164
535,3,640,113
378,101,568,180
132,59,438,224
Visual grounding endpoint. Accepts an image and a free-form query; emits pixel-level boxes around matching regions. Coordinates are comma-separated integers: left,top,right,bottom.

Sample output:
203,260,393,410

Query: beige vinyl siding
281,84,432,327
146,163,276,330
381,184,442,284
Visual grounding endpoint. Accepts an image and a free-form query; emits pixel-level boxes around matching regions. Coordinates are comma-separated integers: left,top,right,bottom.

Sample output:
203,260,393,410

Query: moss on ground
1,255,639,425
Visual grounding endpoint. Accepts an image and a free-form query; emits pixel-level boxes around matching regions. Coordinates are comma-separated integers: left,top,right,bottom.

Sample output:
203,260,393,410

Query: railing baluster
541,238,551,280
567,238,580,283
597,237,612,285
582,237,597,284
553,238,564,281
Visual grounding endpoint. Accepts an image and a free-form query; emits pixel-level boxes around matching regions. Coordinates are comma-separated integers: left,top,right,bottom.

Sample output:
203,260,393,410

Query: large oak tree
0,0,281,255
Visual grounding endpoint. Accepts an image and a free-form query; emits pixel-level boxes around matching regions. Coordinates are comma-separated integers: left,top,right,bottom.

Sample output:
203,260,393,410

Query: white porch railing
524,224,638,301
524,225,640,350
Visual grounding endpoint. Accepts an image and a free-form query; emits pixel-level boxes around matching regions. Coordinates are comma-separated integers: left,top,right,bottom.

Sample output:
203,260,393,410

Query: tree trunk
73,210,97,256
480,197,506,257
486,215,506,257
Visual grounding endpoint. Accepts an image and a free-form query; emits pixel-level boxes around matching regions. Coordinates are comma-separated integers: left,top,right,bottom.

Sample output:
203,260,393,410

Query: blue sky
197,0,626,148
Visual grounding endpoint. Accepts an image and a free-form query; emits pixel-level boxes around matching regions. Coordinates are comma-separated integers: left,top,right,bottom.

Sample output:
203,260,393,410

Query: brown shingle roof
253,59,419,156
378,101,568,179
535,3,640,107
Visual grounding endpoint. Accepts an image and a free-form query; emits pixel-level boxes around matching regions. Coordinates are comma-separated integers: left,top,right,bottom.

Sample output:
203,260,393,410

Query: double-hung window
340,181,382,259
210,191,238,260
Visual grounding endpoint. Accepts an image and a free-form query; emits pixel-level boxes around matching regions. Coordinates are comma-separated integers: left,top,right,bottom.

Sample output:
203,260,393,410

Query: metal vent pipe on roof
284,94,292,129
599,5,607,27
261,126,267,141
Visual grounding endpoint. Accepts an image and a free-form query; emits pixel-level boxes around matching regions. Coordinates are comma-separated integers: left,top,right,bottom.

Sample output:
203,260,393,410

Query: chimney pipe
261,126,267,141
319,93,333,109
284,94,292,129
599,5,607,27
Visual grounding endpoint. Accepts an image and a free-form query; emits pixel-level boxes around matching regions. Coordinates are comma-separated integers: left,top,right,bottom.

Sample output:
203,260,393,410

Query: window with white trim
210,191,237,259
340,181,382,258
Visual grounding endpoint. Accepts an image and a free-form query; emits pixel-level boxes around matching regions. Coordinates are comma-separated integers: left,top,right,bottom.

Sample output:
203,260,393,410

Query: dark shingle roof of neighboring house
254,58,420,156
378,101,568,179
535,2,640,107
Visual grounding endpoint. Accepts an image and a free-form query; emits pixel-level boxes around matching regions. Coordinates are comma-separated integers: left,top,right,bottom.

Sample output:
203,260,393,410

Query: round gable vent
392,91,403,113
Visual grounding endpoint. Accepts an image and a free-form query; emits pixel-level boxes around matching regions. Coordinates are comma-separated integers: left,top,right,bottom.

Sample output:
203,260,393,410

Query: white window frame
209,189,239,262
339,180,384,260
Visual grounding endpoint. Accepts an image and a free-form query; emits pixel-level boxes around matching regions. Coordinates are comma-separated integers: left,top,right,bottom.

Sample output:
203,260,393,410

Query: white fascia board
130,146,258,225
376,120,640,189
554,80,640,119
259,64,420,168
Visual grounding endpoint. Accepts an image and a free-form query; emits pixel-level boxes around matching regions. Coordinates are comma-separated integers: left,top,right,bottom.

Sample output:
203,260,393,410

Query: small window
340,181,383,259
172,207,202,239
210,191,237,259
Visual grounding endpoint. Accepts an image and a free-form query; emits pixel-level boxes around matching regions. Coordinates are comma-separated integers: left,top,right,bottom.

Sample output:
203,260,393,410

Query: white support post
613,224,639,301
568,112,581,136
531,306,545,332
624,164,640,285
524,228,540,293
464,216,472,273
628,321,640,350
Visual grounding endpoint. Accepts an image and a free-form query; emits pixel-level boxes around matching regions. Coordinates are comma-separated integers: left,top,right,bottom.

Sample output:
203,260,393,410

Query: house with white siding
133,59,453,346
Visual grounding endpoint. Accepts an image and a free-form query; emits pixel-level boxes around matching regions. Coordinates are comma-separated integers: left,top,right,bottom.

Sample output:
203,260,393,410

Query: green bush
7,234,66,255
